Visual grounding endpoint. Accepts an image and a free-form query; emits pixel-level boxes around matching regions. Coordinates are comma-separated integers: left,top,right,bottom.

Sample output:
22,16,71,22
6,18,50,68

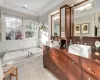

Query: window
5,16,22,40
24,20,37,39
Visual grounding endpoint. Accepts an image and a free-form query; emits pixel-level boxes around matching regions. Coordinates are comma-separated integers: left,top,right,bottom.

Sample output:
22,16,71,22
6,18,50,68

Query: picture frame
82,23,89,33
75,24,81,33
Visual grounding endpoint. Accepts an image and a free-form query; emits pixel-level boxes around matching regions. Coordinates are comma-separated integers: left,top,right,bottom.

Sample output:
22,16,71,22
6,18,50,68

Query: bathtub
3,50,28,64
3,47,43,64
29,47,43,57
2,47,43,79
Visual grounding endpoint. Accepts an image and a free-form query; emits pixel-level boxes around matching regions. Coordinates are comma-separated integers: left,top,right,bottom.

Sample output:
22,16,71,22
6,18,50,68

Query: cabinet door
68,53,81,64
67,58,81,80
82,57,100,79
50,48,68,73
82,70,100,80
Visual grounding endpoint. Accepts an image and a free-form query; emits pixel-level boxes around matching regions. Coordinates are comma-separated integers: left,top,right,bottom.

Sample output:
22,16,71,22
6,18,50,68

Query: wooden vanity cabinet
43,46,100,80
43,47,68,80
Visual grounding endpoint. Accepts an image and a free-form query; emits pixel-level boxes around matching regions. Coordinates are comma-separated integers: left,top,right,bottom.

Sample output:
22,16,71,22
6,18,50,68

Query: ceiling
63,0,85,5
4,0,55,12
0,0,88,16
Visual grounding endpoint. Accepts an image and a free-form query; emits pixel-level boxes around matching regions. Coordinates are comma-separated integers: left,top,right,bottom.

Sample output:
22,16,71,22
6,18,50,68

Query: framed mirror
74,1,100,37
0,20,1,41
51,12,60,40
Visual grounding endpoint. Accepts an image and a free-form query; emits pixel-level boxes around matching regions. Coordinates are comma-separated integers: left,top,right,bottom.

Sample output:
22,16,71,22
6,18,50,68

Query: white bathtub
3,47,43,64
29,47,43,57
2,47,43,79
3,50,28,63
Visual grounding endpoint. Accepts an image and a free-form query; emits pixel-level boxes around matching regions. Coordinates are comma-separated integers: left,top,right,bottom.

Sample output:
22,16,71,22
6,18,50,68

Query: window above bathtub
3,14,38,41
5,16,23,40
24,19,37,39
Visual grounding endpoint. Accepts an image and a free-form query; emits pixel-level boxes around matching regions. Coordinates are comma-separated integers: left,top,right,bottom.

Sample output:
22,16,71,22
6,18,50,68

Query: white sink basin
46,40,59,47
68,44,91,58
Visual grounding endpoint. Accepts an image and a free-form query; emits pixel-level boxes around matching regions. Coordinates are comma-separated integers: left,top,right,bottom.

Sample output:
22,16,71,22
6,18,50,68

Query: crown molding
37,0,64,16
0,0,64,16
0,3,39,16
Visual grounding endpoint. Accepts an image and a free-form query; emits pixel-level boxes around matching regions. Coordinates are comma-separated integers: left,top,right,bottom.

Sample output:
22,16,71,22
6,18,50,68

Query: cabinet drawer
67,58,81,80
56,68,68,80
82,70,100,80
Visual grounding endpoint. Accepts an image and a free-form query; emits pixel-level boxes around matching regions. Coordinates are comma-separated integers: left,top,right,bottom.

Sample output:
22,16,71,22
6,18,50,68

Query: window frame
4,15,23,40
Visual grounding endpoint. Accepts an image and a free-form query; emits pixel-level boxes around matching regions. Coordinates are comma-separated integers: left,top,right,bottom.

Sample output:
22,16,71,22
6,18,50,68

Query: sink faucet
80,34,83,44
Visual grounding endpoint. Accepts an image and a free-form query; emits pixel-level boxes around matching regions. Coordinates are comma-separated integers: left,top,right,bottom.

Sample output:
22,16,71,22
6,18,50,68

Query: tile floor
7,68,58,80
18,68,58,80
5,55,58,80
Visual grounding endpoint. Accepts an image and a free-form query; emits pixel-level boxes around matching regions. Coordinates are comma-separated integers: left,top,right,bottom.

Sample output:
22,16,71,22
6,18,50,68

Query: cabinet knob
57,70,59,73
57,61,59,63
88,68,91,71
72,61,74,64
88,78,91,80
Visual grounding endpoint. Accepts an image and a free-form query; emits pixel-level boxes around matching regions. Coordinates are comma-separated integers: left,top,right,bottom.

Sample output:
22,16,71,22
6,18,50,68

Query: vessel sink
46,40,59,47
68,44,91,58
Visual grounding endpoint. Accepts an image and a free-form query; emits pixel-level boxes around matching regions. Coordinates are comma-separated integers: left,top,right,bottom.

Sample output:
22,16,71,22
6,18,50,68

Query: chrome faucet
80,34,83,44
27,50,33,58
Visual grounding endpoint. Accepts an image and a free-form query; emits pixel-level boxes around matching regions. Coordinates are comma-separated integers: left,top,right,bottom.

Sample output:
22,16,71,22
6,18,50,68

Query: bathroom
1,0,100,80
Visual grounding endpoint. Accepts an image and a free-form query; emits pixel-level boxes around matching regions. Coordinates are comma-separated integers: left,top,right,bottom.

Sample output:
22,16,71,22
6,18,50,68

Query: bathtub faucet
28,51,33,58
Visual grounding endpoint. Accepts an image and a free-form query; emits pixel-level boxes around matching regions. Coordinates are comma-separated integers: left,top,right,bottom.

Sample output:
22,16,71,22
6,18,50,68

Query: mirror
74,0,100,37
51,13,60,37
61,7,65,39
0,20,1,41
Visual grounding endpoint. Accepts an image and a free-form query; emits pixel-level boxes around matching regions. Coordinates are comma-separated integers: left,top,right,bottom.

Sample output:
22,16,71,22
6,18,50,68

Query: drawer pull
88,68,91,71
88,78,91,80
57,70,59,73
72,61,74,64
88,68,95,73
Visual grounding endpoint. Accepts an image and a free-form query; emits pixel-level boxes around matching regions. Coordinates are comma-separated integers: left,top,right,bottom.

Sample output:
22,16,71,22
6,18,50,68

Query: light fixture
53,16,59,20
71,4,74,7
22,5,28,9
75,3,93,12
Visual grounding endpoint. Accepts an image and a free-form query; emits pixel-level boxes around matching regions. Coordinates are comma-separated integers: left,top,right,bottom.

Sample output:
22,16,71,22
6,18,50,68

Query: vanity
48,1,100,80
43,45,100,80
